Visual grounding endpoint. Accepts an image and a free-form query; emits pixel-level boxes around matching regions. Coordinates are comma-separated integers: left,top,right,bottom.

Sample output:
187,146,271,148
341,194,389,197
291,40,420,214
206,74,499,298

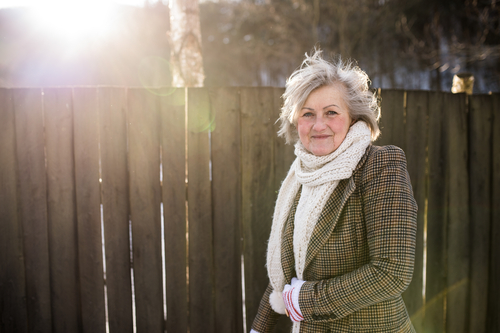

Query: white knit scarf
266,121,372,332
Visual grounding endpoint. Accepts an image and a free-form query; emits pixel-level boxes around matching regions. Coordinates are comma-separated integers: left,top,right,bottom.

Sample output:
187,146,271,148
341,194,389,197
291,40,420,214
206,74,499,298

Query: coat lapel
303,177,356,272
281,189,300,283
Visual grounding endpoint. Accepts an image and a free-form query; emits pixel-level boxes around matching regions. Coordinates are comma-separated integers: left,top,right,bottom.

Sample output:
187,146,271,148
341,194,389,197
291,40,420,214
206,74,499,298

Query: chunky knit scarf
266,121,372,332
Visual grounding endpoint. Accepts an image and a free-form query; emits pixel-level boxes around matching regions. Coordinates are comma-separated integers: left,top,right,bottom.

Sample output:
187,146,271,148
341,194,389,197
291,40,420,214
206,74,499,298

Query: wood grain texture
444,93,470,333
424,91,447,333
98,87,134,333
43,88,81,333
376,89,406,148
401,90,427,328
160,89,188,332
486,93,500,333
0,88,28,333
273,87,294,192
127,88,164,333
468,95,493,333
210,87,243,333
160,88,188,333
187,88,215,333
240,87,276,331
271,87,294,333
13,88,52,332
73,88,106,333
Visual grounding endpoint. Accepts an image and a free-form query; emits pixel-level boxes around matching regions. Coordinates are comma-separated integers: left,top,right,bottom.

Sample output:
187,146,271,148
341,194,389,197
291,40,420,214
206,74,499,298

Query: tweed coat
251,145,418,333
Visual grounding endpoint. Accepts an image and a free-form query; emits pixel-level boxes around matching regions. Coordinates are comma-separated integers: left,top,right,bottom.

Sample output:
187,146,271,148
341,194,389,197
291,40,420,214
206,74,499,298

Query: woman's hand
282,277,305,322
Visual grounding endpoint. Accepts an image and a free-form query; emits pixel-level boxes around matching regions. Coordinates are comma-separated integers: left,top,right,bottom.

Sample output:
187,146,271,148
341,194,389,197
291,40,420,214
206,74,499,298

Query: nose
312,116,327,131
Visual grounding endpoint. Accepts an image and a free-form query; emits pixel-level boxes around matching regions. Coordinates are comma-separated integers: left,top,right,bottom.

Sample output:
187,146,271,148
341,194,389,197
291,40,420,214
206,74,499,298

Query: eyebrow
301,104,340,110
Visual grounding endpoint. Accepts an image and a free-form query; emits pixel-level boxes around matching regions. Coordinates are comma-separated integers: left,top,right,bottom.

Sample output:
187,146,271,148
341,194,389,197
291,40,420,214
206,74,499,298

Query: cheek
328,119,349,134
296,120,310,138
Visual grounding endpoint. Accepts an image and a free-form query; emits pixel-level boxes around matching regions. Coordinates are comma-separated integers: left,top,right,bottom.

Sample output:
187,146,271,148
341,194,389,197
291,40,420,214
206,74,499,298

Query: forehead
304,83,348,107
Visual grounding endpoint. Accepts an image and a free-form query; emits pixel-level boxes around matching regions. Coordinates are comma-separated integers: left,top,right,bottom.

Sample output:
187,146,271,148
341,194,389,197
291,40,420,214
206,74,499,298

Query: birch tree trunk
169,0,205,87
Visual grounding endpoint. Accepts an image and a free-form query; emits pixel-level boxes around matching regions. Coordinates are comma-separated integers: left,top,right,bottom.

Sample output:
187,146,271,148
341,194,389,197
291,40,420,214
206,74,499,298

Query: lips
311,135,331,139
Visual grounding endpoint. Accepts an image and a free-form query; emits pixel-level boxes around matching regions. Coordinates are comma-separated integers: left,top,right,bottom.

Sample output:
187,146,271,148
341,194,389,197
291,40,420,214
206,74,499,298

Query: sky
0,0,167,8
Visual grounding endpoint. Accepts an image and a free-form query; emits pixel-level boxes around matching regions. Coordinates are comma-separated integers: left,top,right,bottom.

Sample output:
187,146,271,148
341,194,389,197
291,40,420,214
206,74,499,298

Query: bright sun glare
31,0,115,42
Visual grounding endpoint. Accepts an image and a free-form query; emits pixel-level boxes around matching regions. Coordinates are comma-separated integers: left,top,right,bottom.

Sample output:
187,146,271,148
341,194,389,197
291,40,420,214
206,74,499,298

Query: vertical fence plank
272,87,294,333
187,88,215,333
401,90,427,329
210,87,243,333
99,87,133,333
468,94,493,333
241,88,276,331
487,93,500,333
128,88,164,333
160,88,188,333
424,91,447,333
43,88,81,333
73,88,106,333
13,88,52,332
273,87,286,193
273,87,294,191
444,93,470,333
376,89,406,148
0,88,28,333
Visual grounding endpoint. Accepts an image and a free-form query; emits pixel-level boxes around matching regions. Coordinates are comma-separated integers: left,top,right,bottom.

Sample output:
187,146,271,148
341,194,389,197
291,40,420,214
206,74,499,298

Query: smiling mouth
312,135,331,139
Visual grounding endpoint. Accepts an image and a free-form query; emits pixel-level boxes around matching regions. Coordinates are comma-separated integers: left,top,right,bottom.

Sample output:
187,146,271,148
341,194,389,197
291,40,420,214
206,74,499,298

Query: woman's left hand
282,277,305,322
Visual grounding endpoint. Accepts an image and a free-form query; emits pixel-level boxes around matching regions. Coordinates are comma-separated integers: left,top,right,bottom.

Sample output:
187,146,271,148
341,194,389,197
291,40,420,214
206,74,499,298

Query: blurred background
0,0,498,92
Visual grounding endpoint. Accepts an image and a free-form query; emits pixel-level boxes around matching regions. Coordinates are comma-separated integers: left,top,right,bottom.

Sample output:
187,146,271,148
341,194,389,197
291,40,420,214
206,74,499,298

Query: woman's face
297,84,353,156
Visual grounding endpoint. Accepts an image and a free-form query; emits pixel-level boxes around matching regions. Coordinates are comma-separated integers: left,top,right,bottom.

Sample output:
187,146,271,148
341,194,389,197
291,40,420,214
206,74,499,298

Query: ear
350,118,357,126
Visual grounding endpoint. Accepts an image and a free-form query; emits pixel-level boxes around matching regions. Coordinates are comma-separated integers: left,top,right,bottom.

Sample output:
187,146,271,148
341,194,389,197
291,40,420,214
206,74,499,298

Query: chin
311,148,336,156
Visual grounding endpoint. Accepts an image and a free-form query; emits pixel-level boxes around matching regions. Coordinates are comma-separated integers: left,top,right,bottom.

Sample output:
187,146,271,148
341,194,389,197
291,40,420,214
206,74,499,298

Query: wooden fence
0,87,499,333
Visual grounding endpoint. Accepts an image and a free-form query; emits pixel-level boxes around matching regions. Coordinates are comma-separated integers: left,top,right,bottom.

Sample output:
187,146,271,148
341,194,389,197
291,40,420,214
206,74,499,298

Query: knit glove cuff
283,277,305,322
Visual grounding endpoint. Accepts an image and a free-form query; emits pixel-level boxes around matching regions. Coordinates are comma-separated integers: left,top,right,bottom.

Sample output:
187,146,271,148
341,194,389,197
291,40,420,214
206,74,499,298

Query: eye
302,112,314,117
326,110,338,116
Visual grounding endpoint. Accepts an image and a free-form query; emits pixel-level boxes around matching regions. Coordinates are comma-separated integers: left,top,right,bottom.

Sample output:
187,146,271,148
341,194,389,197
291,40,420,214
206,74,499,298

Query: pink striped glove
282,277,305,322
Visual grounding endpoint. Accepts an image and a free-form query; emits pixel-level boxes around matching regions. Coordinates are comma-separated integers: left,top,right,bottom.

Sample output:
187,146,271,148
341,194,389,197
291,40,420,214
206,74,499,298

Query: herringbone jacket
252,145,418,333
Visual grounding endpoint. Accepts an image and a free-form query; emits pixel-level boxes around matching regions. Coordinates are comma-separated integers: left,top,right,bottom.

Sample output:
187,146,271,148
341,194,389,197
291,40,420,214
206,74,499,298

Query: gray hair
278,48,380,143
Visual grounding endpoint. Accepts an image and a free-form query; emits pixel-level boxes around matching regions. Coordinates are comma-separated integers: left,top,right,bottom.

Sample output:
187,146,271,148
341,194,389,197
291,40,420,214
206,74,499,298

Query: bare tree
168,0,205,87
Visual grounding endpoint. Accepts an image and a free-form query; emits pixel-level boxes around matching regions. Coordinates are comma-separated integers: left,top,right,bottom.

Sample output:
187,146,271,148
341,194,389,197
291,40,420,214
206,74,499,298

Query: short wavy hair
278,48,380,143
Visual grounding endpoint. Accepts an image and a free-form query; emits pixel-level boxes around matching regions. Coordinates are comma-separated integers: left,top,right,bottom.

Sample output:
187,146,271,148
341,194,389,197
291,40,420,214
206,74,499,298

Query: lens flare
188,103,215,133
138,56,176,96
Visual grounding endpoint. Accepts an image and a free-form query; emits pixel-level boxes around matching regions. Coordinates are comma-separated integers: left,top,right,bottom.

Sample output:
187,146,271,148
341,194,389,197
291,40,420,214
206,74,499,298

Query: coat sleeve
298,145,418,322
251,283,281,333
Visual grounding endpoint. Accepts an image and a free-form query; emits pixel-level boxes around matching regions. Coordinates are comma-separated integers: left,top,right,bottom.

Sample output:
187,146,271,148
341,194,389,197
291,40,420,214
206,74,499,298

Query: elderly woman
250,49,418,333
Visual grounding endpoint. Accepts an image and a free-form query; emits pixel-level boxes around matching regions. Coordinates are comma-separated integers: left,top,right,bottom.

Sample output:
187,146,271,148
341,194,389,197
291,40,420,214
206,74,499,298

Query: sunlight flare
30,0,115,42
